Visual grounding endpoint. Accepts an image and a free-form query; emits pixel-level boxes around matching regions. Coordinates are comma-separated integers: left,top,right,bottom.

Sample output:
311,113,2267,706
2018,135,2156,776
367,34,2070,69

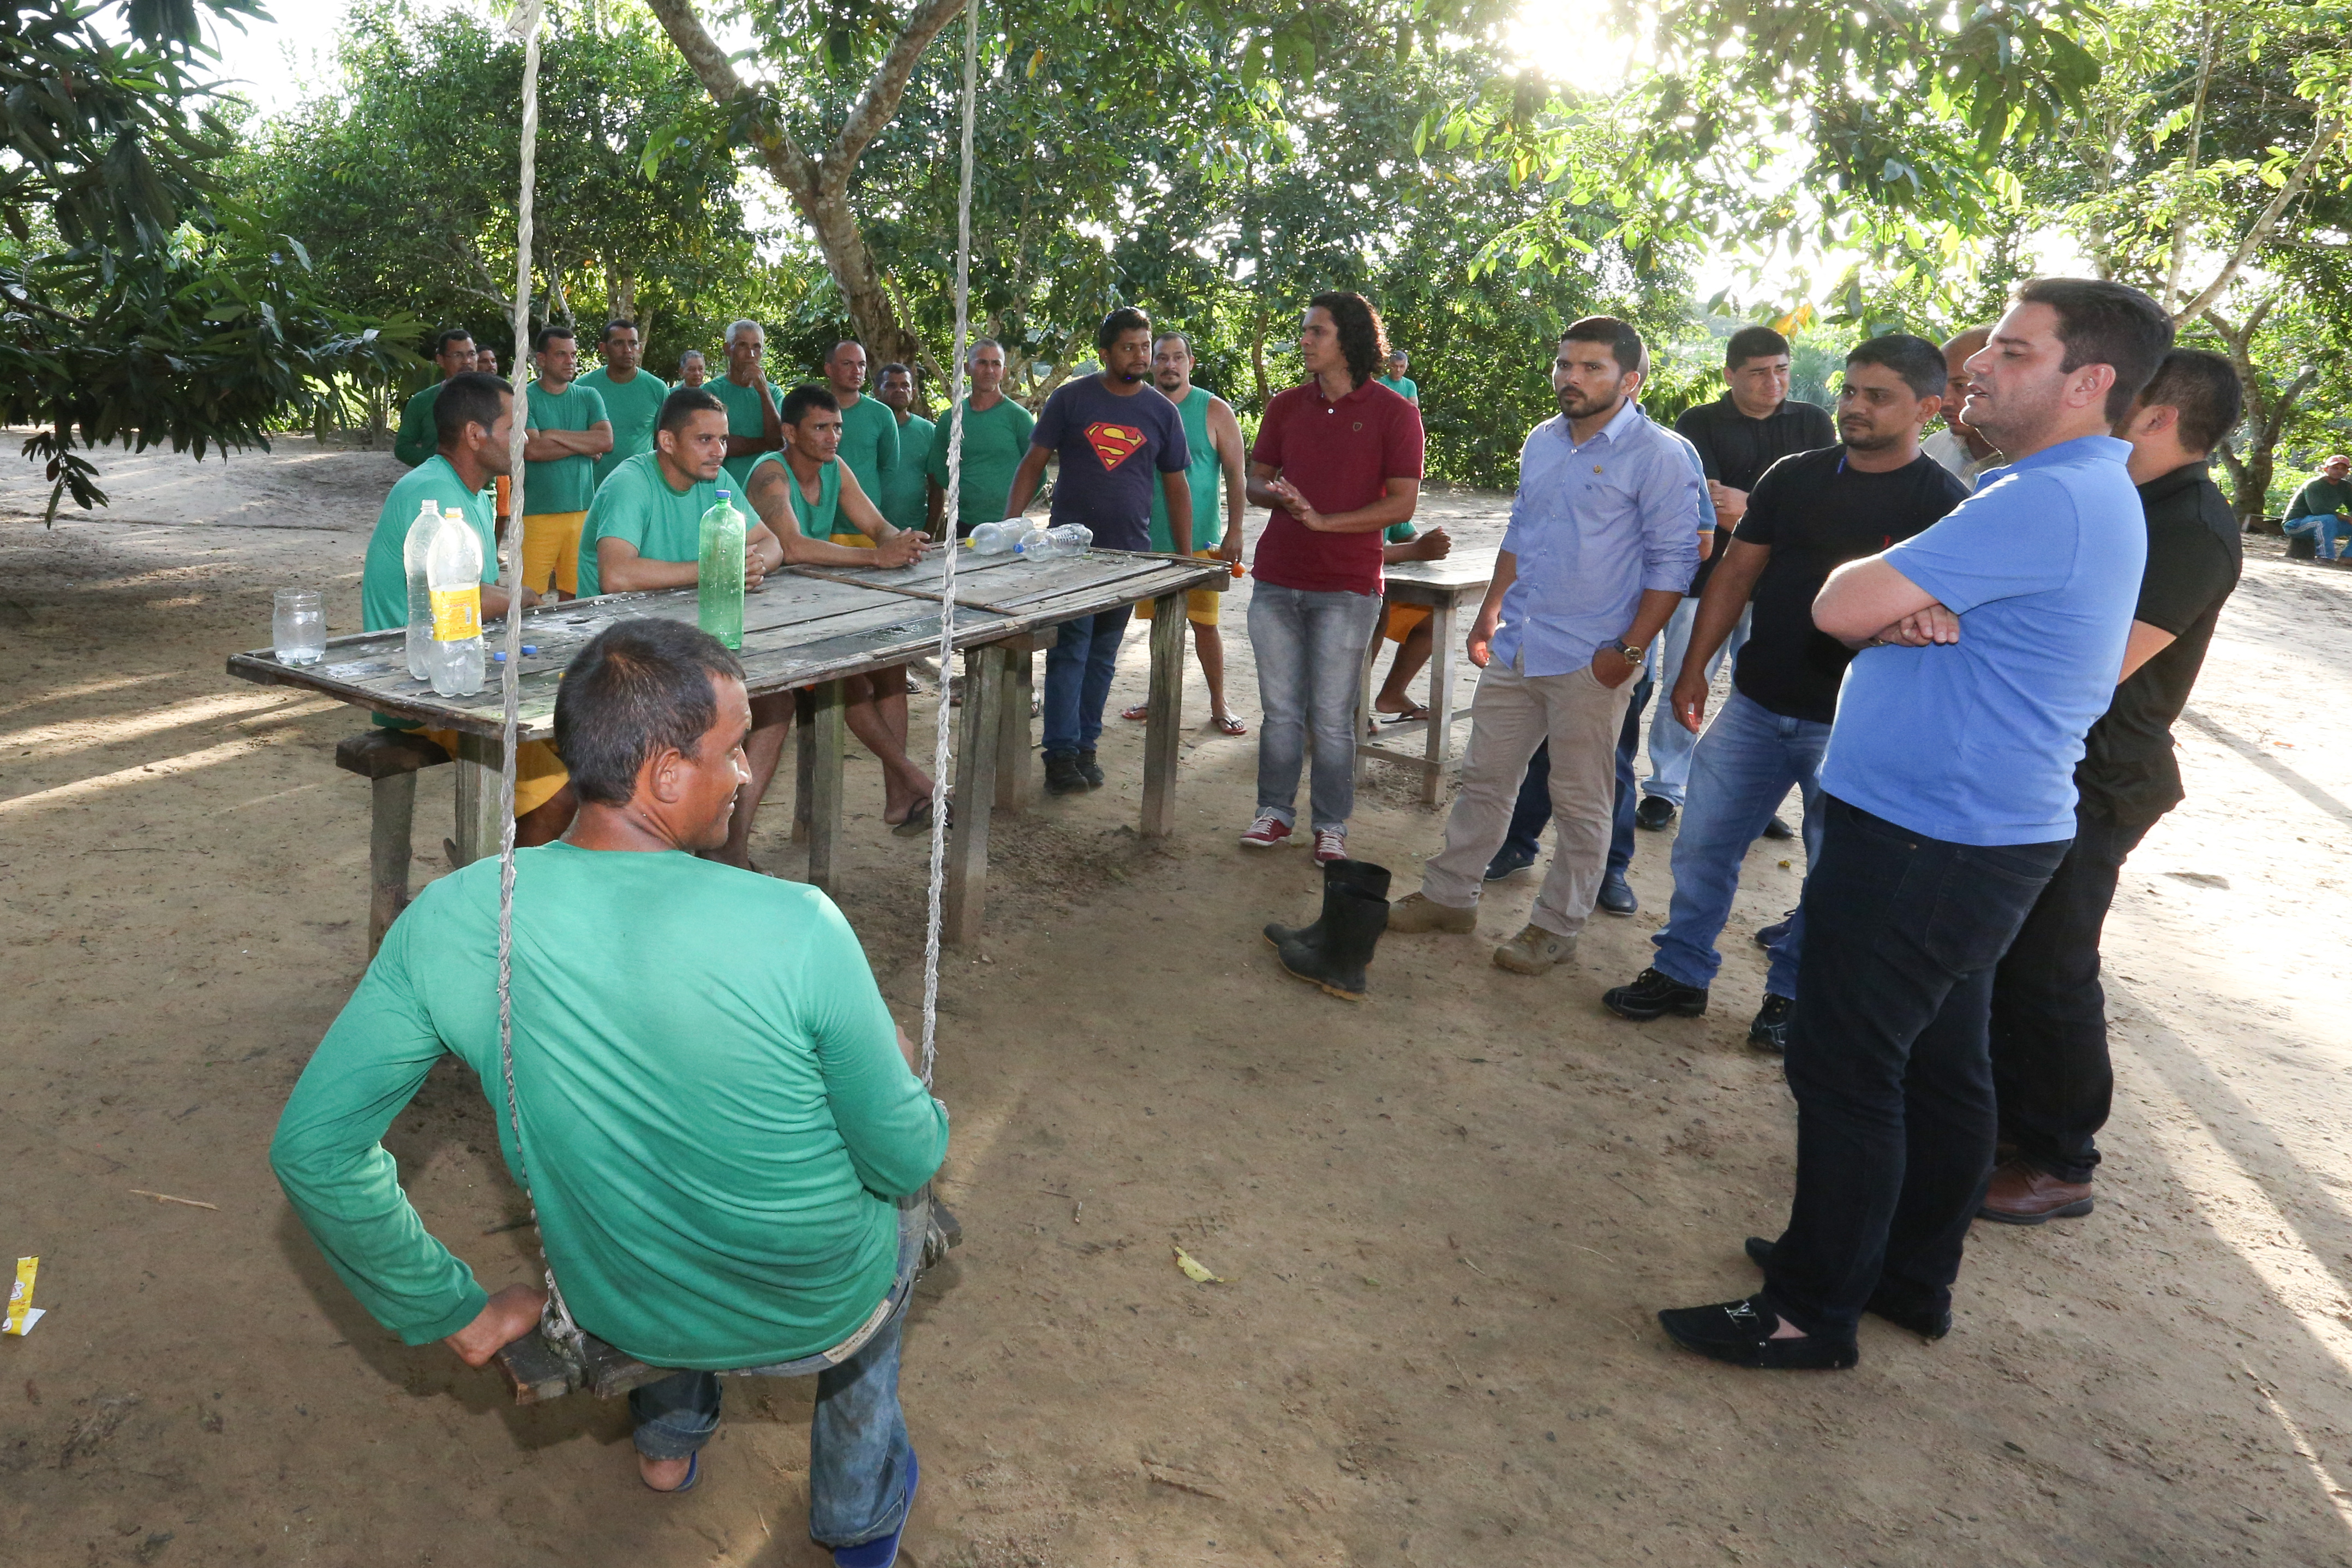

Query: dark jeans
1500,670,1651,873
1043,606,1133,757
1763,796,2069,1340
1988,801,2157,1183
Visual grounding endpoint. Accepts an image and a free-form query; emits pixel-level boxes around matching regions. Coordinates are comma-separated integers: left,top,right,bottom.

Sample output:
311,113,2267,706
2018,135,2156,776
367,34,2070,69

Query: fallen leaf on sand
1172,1244,1223,1284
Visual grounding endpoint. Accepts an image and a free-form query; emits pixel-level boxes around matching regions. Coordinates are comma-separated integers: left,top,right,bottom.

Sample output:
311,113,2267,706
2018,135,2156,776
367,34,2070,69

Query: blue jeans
1043,606,1133,756
2284,512,2349,560
627,1202,923,1549
1502,668,1651,874
1650,692,1827,997
1643,598,1750,805
1248,583,1384,829
1762,797,2069,1340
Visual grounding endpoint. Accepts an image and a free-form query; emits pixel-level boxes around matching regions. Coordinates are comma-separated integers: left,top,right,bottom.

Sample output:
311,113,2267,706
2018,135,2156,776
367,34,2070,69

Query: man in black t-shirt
1603,335,1966,1049
1981,349,2245,1224
1641,327,1838,830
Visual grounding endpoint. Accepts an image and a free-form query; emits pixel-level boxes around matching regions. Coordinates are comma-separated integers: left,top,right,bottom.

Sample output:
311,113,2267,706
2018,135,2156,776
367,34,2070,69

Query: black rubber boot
1264,859,1393,950
1266,859,1391,1001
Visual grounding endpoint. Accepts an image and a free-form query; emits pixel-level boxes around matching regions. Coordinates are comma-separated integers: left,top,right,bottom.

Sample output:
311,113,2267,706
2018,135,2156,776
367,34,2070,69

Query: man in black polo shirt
1643,326,1835,831
1602,334,1967,1048
1981,348,2245,1223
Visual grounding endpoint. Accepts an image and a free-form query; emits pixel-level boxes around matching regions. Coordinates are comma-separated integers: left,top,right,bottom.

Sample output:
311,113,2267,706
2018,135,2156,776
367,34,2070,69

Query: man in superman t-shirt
1007,307,1193,794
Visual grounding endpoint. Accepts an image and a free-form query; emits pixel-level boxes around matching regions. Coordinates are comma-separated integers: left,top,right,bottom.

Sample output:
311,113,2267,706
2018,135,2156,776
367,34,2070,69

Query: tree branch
642,0,820,198
2160,5,2216,315
2174,116,2344,324
822,0,967,200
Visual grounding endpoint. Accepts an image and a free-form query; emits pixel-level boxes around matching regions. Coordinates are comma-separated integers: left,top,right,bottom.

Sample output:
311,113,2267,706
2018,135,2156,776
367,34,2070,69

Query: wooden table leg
1141,591,1186,839
792,687,815,843
368,771,418,954
944,648,1004,944
994,638,1033,812
1354,603,1390,784
1421,594,1459,806
450,732,505,868
807,680,845,891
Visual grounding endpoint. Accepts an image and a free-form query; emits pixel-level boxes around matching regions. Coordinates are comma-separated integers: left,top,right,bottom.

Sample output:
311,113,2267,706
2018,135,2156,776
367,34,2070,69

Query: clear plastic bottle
402,496,441,679
1014,523,1052,559
1047,524,1092,555
698,487,746,649
425,505,486,696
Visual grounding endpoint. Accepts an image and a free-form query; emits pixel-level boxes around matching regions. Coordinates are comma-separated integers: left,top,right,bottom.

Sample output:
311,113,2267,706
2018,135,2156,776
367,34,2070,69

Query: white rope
917,0,982,1090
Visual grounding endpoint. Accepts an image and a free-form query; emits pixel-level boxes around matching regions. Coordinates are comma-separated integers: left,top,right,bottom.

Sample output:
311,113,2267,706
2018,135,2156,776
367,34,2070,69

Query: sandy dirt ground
4,433,2352,1567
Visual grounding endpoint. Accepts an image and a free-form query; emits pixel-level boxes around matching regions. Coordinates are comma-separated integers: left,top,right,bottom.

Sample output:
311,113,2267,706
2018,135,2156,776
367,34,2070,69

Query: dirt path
4,437,2351,1566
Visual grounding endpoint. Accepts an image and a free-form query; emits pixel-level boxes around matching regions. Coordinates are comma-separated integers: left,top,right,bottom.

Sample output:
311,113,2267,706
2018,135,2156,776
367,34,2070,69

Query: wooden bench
334,729,452,955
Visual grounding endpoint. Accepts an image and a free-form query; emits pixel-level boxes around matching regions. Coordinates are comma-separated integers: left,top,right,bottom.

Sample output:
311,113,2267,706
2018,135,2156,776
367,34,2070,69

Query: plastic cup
273,589,326,666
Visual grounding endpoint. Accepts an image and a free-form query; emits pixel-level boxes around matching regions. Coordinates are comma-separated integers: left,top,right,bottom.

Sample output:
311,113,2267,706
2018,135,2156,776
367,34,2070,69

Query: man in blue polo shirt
1658,279,2174,1371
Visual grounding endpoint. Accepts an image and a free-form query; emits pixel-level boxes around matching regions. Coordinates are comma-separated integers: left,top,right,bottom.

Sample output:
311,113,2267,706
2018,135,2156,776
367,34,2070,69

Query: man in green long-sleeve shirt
392,327,482,467
271,617,947,1554
2284,454,2352,561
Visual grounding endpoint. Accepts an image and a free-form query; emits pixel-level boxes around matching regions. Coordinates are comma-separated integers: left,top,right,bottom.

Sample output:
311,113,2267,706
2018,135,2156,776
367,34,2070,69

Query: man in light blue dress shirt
1387,318,1702,973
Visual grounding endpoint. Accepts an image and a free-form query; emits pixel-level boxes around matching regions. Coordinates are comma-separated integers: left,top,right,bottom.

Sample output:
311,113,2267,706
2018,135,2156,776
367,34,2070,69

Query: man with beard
1385,318,1698,965
1599,334,1968,1051
1004,308,1193,795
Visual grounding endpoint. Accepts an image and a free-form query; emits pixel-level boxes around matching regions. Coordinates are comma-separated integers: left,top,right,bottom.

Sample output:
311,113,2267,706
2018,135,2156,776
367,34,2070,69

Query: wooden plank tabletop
1384,546,1499,604
225,550,1228,741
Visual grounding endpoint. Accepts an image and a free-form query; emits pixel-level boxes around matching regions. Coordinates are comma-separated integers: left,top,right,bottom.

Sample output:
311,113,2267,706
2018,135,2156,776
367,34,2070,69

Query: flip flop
642,1451,699,1494
833,1449,918,1567
1211,713,1247,736
1377,704,1432,725
1120,702,1151,721
891,796,952,838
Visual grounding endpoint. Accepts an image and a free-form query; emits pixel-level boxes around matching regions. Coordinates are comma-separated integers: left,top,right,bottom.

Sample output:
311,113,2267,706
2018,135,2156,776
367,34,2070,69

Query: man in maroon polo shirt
1240,291,1427,864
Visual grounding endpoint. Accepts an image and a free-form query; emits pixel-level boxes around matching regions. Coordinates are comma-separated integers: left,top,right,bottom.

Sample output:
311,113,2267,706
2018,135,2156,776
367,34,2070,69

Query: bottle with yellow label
425,504,486,697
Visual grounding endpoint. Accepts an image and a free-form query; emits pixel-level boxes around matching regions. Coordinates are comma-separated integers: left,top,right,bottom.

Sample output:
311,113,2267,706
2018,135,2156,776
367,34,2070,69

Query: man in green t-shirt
745,385,942,839
579,387,792,869
1375,347,1420,403
519,325,612,599
577,318,669,490
271,615,946,1557
392,327,480,468
2284,454,2352,561
1369,518,1455,722
822,339,901,509
360,372,573,837
875,361,936,535
924,338,1036,537
709,319,785,489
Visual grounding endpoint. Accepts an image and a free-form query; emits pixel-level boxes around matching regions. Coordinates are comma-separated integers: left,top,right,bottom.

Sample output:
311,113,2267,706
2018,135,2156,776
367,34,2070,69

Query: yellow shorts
829,531,877,549
1133,550,1224,627
519,510,589,596
1382,603,1431,644
421,730,570,817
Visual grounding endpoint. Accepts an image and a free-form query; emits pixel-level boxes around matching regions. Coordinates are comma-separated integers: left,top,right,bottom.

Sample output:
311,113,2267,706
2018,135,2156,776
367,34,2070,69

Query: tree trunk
2206,302,2315,531
1250,306,1271,407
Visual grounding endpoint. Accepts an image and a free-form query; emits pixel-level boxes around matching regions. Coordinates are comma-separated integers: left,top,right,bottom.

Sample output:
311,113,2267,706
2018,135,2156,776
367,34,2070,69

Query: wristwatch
1609,638,1645,667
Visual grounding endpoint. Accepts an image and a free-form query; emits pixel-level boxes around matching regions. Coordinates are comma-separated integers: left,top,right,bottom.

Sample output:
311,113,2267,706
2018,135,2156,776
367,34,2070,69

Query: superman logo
1084,421,1146,471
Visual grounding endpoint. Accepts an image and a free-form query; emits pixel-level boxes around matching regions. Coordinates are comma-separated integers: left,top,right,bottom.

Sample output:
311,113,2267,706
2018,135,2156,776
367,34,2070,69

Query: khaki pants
1420,659,1634,939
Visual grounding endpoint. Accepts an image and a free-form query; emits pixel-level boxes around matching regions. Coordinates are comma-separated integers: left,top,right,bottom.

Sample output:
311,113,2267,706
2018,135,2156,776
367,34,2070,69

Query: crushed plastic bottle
1046,524,1092,556
1013,523,1054,559
424,505,486,697
402,496,441,679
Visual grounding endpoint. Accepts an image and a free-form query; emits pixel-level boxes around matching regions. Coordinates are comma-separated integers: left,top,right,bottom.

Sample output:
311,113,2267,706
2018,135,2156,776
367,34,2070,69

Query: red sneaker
1312,827,1347,864
1240,812,1292,849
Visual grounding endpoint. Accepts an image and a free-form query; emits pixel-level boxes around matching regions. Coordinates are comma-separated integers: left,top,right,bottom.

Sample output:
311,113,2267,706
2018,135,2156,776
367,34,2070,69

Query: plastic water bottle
1047,524,1092,555
698,487,745,649
403,496,440,678
425,505,486,696
1014,523,1052,559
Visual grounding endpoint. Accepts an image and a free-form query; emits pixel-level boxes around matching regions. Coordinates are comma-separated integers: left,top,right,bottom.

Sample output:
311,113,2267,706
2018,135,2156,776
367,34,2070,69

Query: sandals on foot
1120,702,1151,721
1211,712,1247,736
891,795,952,838
1377,702,1432,725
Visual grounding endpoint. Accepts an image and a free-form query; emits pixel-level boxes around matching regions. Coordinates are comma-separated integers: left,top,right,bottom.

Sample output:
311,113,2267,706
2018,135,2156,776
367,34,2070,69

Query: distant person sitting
747,385,945,838
2283,454,2351,561
576,387,788,869
1377,348,1419,403
675,349,709,389
271,615,947,1561
1922,327,2000,487
518,324,613,600
360,371,572,841
393,327,477,468
1368,520,1453,722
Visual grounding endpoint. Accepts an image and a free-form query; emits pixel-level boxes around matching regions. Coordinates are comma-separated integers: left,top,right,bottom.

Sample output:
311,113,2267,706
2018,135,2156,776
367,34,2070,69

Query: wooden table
226,550,1227,948
1355,546,1498,805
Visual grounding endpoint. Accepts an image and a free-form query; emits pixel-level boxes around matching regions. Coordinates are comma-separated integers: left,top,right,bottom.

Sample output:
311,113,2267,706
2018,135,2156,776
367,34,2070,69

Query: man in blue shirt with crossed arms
1660,279,2174,1370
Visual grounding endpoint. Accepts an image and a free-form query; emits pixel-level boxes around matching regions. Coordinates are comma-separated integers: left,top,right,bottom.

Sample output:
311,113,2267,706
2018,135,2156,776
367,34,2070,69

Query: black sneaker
1044,752,1087,794
1759,815,1796,840
1656,1294,1857,1369
1075,749,1105,788
1635,795,1677,831
1741,1237,1952,1339
1748,994,1793,1054
1602,967,1708,1020
1753,911,1794,949
1484,845,1537,882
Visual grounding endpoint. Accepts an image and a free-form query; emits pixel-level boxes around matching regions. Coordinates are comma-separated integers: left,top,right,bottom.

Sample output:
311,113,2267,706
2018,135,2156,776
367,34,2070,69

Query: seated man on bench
361,369,574,842
271,617,950,1565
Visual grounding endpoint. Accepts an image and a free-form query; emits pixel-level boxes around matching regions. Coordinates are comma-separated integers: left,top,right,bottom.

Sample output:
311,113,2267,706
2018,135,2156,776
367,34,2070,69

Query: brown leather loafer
1977,1158,2093,1225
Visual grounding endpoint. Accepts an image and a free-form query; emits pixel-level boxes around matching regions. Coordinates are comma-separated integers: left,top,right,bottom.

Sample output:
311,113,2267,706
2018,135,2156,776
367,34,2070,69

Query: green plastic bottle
698,487,745,649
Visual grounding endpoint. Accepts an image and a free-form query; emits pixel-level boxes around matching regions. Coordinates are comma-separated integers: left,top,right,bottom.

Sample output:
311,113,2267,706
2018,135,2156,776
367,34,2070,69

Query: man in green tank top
1123,331,1252,734
745,385,945,840
577,319,671,490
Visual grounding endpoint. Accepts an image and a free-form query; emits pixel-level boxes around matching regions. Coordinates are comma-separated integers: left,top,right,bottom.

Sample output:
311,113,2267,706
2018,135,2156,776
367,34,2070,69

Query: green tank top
1148,385,1222,554
760,453,861,545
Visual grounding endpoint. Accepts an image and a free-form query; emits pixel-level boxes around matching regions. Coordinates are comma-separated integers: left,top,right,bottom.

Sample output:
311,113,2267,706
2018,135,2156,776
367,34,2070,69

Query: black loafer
1657,1294,1857,1369
1760,815,1796,841
1594,868,1638,915
1742,1237,1952,1339
1635,795,1676,831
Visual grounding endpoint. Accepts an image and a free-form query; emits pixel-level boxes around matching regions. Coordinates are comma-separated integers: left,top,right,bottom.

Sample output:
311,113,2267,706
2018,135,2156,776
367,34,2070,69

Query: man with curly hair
1238,291,1428,864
